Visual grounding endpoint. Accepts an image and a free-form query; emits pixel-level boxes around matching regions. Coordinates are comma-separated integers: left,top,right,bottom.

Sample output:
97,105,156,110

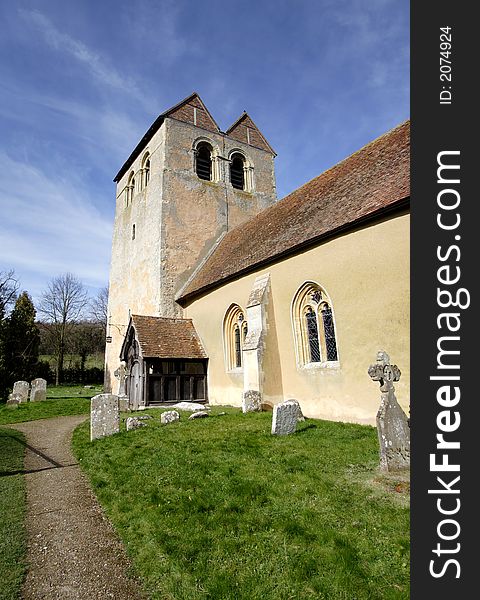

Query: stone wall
105,113,277,393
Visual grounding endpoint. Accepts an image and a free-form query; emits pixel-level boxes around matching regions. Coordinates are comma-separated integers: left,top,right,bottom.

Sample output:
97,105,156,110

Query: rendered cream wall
184,211,410,425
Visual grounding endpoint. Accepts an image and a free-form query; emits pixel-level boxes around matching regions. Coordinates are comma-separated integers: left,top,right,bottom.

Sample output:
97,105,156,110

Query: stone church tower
104,93,277,393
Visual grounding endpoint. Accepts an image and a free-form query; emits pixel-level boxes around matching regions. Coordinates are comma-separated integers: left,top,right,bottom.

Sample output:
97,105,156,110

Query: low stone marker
242,390,262,413
126,417,148,432
171,402,210,412
90,394,120,441
271,399,303,435
161,410,180,424
30,378,47,402
7,381,30,404
368,350,410,472
188,411,209,420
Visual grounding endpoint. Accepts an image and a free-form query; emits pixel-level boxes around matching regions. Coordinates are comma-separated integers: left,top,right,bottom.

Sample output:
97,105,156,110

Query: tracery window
224,304,248,370
292,282,339,366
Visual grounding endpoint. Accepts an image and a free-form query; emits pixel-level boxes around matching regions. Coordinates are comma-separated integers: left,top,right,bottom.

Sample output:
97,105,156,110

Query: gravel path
9,416,146,599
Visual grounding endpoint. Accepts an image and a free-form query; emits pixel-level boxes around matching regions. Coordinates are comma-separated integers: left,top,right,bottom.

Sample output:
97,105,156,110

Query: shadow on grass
296,423,318,434
0,432,77,477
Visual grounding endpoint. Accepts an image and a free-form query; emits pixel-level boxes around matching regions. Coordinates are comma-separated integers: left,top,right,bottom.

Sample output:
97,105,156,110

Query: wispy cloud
18,8,147,105
0,152,112,300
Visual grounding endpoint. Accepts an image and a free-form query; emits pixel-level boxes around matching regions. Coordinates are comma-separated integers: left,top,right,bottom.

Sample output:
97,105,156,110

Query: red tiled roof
130,315,207,359
178,120,410,302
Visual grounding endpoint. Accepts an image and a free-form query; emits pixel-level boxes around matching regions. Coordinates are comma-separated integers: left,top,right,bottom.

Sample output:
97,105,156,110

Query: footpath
9,416,146,599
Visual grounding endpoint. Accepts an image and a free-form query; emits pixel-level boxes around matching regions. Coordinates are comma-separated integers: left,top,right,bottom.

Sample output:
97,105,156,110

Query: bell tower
104,92,277,393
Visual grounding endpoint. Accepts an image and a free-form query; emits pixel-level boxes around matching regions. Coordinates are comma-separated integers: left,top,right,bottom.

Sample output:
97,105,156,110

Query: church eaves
177,120,410,304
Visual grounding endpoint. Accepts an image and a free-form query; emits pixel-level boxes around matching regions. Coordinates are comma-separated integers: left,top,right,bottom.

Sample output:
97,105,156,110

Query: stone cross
368,351,410,471
30,378,47,402
90,394,120,441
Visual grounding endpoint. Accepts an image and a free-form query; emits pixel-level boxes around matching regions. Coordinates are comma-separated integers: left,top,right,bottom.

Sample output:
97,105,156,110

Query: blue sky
0,0,409,306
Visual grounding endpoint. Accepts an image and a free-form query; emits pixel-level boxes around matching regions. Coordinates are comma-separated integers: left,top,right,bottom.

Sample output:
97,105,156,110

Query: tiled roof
178,120,410,302
131,315,207,359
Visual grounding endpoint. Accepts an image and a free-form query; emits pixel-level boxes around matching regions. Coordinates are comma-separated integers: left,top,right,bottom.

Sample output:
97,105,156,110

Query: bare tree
38,273,88,385
0,269,19,319
90,286,109,327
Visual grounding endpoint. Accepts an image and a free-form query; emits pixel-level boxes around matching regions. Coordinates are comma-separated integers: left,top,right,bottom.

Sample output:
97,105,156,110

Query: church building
104,92,409,424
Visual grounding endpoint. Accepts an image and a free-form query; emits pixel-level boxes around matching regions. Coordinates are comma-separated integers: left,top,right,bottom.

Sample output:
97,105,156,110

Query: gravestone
160,410,180,424
126,416,147,432
90,394,120,441
271,399,303,435
7,381,30,404
188,411,209,420
242,390,262,413
30,378,47,402
171,401,210,412
368,350,410,471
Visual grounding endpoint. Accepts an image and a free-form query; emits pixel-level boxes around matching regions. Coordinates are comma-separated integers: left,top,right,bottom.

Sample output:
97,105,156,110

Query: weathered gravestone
160,410,180,425
7,381,30,404
126,416,148,432
368,350,410,472
30,378,47,402
188,411,209,420
271,399,304,435
171,402,210,412
90,394,120,441
242,390,262,413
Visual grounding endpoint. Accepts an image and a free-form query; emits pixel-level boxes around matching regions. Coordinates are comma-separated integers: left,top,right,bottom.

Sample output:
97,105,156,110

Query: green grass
0,385,100,425
72,408,410,600
39,353,104,370
0,428,27,600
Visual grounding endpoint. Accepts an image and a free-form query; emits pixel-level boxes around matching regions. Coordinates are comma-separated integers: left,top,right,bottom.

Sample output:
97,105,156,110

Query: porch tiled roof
131,315,207,359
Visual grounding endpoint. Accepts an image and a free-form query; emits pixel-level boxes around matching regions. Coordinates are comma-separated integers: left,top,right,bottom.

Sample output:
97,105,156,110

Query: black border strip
411,3,475,596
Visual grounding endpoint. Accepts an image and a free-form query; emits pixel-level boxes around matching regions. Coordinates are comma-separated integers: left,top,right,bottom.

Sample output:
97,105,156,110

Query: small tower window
230,153,245,190
144,159,150,186
196,143,212,181
126,171,135,205
132,224,136,240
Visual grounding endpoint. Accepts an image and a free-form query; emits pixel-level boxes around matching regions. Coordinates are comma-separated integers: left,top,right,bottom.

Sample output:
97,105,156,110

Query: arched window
126,171,135,205
142,153,150,189
224,304,248,370
292,282,339,366
195,142,212,181
230,153,245,190
145,159,150,185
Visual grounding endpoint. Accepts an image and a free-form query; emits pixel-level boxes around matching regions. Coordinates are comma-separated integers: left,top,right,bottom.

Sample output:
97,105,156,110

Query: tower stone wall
104,97,277,393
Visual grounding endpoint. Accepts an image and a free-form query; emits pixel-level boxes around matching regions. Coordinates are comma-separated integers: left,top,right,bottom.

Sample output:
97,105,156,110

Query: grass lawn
39,353,104,370
0,385,101,426
72,408,410,600
0,428,27,600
